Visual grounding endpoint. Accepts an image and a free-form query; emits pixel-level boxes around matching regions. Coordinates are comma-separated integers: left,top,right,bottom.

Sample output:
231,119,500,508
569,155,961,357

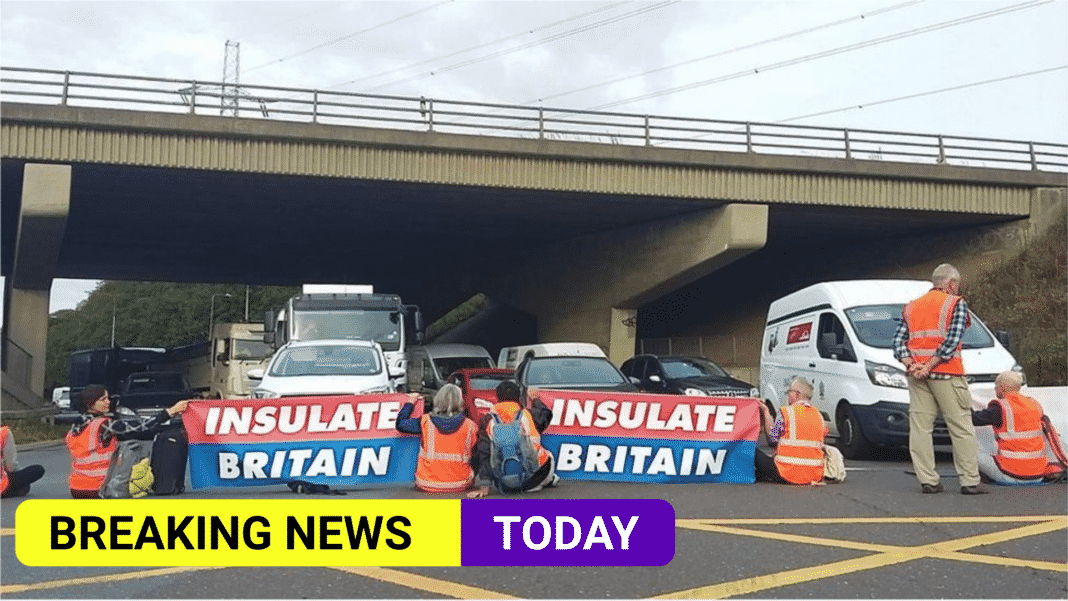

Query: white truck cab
760,280,1022,459
497,342,607,370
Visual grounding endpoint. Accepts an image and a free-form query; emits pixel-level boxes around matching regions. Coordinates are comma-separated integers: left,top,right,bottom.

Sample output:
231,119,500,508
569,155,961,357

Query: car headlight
252,389,280,398
684,387,708,396
1012,363,1026,385
865,360,908,389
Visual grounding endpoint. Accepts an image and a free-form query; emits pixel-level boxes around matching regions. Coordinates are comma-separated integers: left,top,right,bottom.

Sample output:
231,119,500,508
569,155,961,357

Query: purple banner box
460,499,675,566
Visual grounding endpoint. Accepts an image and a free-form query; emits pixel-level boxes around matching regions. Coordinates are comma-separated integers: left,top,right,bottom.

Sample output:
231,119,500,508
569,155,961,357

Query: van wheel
764,400,777,421
836,405,871,460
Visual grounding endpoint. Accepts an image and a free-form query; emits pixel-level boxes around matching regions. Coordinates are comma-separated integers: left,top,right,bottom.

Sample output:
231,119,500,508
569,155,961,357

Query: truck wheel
836,405,871,460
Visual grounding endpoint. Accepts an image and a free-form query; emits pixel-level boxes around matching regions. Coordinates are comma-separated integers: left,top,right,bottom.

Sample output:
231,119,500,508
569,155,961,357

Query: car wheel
836,405,871,460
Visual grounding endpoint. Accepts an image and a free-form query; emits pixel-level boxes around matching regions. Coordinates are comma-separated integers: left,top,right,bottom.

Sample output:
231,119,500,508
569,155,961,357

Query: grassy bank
1,417,70,444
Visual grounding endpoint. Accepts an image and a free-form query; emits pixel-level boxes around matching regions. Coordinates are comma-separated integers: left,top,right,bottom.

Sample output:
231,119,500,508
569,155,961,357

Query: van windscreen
845,304,995,349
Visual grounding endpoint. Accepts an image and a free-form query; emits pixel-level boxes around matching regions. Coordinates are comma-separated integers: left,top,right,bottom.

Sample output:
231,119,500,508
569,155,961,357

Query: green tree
46,282,298,387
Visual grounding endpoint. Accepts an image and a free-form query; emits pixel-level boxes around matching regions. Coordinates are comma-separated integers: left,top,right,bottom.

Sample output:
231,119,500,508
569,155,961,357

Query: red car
446,368,515,424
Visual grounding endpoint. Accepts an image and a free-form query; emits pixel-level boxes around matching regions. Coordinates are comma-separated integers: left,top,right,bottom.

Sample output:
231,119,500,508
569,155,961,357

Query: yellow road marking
0,528,14,537
0,566,223,595
332,566,518,599
676,515,1063,525
658,517,1067,599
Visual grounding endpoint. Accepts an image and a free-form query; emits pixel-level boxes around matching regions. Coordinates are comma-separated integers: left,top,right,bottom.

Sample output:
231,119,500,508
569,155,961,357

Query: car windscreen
233,339,271,360
293,310,401,352
523,358,626,386
468,374,514,390
845,304,995,349
661,358,729,379
433,357,493,379
269,345,382,377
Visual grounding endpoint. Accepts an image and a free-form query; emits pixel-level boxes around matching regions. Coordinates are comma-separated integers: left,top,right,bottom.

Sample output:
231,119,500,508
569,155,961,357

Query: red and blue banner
184,394,419,489
183,391,759,489
533,390,760,484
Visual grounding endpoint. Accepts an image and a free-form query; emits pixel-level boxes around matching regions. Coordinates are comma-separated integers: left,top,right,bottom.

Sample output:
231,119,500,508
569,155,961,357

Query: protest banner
532,389,760,484
184,394,419,489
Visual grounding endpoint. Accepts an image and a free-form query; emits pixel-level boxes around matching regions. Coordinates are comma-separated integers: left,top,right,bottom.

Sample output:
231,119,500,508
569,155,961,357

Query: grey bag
99,439,151,499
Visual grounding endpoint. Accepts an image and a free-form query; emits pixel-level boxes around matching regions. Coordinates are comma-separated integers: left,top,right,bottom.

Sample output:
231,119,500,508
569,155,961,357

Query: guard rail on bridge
2,66,1066,172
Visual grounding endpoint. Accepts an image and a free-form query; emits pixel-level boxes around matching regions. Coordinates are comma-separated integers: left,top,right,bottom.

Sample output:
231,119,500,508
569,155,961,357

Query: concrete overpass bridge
2,67,1066,406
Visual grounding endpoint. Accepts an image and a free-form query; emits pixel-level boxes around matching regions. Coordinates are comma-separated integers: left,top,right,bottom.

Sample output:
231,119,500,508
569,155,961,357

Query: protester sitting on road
971,371,1068,485
1,425,45,498
396,383,480,493
66,384,190,499
467,380,558,498
756,377,828,485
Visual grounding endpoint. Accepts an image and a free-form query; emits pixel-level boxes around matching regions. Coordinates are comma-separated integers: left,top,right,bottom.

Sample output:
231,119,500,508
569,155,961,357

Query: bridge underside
1,159,1013,289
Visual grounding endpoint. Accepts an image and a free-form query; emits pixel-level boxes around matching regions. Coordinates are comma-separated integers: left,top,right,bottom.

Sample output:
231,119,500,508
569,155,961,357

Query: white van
406,343,495,394
497,342,607,370
760,280,1022,459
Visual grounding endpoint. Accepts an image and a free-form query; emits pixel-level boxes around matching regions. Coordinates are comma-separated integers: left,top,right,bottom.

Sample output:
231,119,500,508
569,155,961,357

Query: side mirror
995,330,1011,347
247,369,264,380
263,331,275,345
629,377,641,385
648,374,662,384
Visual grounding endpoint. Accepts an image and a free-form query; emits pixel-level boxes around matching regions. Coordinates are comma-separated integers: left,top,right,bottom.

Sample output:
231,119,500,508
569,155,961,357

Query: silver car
249,339,394,398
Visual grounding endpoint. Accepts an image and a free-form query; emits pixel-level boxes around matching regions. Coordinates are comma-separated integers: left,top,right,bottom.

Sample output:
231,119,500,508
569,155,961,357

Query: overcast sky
2,0,1066,312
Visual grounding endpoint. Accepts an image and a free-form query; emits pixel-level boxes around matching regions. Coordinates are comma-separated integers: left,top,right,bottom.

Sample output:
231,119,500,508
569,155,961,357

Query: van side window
817,313,857,362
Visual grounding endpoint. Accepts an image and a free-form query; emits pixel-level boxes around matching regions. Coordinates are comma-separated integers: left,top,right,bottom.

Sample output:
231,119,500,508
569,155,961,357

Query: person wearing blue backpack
467,380,558,498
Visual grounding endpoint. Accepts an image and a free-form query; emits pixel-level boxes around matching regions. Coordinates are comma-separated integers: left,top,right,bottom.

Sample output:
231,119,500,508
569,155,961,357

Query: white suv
250,339,394,398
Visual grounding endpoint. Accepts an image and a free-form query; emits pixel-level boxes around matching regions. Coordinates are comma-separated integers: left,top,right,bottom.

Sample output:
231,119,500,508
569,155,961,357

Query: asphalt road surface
2,441,1065,599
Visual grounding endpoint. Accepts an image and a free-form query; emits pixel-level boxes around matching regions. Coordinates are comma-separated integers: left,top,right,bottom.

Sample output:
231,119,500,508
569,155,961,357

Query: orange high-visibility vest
488,401,551,468
66,417,116,493
414,414,479,492
0,426,9,495
775,404,827,485
991,392,1047,480
903,289,968,376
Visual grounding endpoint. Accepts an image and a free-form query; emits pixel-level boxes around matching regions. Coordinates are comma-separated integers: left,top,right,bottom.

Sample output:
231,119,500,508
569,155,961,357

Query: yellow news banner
16,499,460,567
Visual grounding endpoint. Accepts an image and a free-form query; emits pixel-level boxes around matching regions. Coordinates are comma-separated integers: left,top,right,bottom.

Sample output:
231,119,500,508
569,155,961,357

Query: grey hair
931,263,961,287
995,370,1024,391
431,383,464,417
789,376,814,400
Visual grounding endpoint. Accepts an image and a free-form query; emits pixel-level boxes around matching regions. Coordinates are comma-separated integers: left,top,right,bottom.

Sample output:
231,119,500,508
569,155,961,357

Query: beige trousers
908,375,980,488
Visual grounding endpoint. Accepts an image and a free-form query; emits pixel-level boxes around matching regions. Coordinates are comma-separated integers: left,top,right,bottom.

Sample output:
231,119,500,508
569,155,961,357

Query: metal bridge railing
2,66,1065,172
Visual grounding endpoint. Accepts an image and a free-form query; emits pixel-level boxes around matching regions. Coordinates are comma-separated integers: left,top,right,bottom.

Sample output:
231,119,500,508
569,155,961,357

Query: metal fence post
1029,142,1037,170
644,115,651,146
538,107,545,139
189,81,197,114
61,71,71,106
312,90,319,123
937,135,946,164
745,122,753,153
844,129,852,160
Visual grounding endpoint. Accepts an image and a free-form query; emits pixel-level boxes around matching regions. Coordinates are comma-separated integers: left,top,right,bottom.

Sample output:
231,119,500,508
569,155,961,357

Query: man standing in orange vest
893,263,985,495
756,377,827,485
972,370,1067,485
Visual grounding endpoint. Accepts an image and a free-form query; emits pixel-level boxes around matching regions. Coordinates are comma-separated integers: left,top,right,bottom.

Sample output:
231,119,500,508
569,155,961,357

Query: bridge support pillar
2,163,72,406
486,203,768,365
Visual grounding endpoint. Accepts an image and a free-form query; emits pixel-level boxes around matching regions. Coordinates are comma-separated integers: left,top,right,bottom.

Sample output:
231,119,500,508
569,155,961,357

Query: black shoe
960,485,988,495
921,483,944,494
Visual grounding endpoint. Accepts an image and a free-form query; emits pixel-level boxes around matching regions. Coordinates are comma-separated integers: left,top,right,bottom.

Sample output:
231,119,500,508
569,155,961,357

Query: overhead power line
329,1,630,90
245,0,454,75
777,65,1068,124
588,0,1052,110
361,1,680,93
525,0,923,105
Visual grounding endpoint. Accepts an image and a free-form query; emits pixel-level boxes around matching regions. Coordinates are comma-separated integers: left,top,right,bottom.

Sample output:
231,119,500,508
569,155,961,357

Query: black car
620,355,756,397
515,355,639,397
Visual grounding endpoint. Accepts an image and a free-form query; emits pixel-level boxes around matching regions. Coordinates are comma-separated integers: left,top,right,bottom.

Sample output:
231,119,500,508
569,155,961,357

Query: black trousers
754,448,788,484
2,464,44,497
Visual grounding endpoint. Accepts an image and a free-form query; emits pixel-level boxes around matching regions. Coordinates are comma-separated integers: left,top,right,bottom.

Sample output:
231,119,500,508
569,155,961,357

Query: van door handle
809,363,816,368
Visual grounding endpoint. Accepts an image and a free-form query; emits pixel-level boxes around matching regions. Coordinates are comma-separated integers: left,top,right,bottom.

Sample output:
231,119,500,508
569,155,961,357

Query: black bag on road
151,422,188,495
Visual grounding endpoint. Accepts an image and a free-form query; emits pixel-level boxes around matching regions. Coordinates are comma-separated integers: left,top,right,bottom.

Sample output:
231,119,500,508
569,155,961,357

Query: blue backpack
488,411,541,493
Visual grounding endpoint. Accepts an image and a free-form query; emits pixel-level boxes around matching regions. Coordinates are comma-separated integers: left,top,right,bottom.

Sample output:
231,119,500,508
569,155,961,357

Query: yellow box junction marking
659,515,1067,599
